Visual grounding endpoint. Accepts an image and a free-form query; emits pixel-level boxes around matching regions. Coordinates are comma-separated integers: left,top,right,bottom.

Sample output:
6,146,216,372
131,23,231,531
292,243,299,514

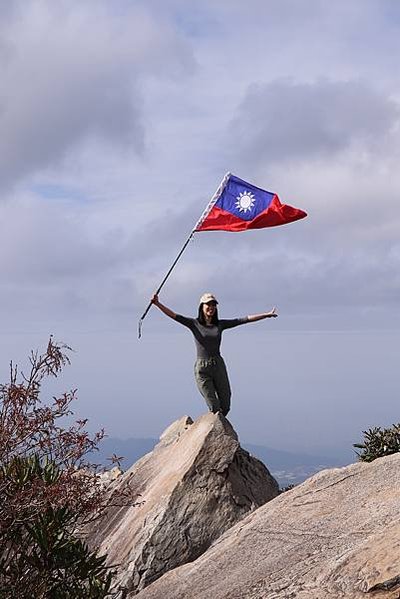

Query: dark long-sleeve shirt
174,314,248,359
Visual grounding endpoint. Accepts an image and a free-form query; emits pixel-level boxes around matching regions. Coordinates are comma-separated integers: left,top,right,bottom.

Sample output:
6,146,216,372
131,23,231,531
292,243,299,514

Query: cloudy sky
1,0,399,460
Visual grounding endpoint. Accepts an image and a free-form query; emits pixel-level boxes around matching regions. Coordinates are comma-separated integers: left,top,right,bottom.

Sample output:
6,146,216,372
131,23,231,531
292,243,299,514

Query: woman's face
202,301,217,319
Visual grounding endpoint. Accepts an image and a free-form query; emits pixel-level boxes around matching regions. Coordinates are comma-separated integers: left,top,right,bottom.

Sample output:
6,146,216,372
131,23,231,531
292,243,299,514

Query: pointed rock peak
158,412,238,449
158,415,193,446
88,413,279,595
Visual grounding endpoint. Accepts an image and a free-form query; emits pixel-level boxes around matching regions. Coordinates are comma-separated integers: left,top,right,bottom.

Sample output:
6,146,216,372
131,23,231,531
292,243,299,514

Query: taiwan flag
195,174,307,232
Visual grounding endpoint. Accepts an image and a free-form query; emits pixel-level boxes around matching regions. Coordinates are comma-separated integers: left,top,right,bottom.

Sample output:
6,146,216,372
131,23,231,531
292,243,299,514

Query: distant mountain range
94,436,354,487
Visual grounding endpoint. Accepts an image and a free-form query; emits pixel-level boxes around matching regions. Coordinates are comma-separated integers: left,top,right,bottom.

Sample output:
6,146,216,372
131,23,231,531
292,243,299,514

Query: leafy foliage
0,338,125,598
0,455,114,598
353,423,400,462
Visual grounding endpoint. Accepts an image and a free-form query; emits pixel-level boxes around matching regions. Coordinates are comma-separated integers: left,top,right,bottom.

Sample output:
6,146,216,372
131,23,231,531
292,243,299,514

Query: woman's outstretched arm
151,294,177,320
247,307,278,322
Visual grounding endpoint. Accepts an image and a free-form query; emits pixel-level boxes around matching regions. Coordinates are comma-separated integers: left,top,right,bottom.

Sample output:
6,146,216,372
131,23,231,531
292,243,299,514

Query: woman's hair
197,303,219,325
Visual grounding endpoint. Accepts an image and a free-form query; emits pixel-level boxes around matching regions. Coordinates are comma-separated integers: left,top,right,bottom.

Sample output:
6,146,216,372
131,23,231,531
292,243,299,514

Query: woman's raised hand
151,296,176,320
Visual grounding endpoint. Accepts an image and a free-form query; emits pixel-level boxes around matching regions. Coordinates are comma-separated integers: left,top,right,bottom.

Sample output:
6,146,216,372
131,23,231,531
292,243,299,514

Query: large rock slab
135,453,400,599
89,412,279,595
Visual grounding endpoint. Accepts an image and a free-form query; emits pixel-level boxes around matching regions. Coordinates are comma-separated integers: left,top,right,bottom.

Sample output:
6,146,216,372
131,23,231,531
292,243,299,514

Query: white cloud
0,0,194,190
229,78,399,167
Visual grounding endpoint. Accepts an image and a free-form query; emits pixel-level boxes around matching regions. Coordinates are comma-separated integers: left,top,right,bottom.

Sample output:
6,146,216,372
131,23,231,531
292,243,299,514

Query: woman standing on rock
151,292,277,417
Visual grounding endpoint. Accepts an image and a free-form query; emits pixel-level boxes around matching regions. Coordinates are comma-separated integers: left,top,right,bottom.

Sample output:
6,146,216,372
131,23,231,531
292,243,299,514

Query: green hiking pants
194,356,231,416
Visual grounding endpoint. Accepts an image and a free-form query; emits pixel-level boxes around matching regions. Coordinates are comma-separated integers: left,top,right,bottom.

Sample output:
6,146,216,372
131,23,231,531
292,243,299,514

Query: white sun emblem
235,191,256,213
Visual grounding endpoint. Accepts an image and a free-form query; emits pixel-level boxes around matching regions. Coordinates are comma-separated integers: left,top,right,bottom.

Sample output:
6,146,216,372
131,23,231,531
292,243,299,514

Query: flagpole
138,233,194,338
138,172,231,338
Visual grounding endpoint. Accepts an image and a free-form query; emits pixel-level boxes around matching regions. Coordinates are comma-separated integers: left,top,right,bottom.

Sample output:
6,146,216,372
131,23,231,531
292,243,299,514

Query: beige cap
199,293,218,304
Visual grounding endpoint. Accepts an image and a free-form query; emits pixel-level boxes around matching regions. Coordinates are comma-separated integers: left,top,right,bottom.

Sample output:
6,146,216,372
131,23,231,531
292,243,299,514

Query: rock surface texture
88,413,279,595
135,453,400,599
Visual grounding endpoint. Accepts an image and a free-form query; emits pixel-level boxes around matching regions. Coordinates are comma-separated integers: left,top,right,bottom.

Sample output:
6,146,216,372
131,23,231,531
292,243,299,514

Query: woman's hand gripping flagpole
137,234,194,339
137,173,232,338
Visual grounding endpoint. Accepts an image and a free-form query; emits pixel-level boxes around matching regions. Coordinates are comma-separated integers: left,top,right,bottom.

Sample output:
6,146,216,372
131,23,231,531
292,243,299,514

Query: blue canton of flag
216,175,275,221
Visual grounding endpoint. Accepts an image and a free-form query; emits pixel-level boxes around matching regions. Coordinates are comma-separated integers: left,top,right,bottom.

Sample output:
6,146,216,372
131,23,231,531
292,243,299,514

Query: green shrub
0,455,114,599
0,339,127,598
353,423,400,462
